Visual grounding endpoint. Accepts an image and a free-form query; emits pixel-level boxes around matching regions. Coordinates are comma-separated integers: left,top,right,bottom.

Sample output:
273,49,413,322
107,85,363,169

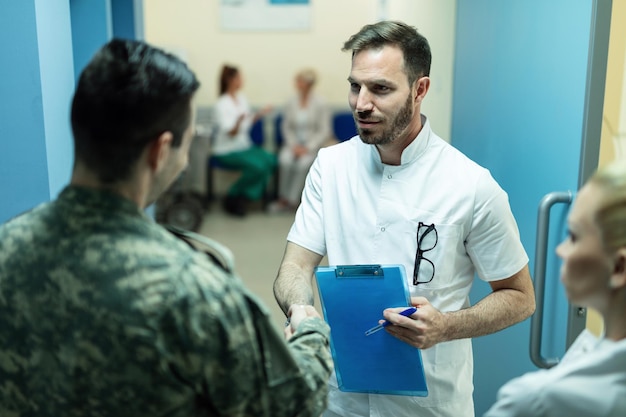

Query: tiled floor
197,202,322,332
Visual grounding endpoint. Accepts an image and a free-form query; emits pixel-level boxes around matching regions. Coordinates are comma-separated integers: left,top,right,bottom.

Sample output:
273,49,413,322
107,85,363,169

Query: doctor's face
556,183,613,311
347,45,420,146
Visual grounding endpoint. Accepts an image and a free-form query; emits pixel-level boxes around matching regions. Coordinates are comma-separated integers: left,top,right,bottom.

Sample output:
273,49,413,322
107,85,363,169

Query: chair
250,117,265,146
272,114,284,199
274,113,285,150
332,111,357,142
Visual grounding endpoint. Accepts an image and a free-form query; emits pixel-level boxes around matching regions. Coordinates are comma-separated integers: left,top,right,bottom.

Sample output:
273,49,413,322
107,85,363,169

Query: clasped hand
284,304,321,340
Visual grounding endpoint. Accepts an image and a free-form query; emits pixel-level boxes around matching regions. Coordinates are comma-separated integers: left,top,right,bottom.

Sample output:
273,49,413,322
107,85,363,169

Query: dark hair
219,65,239,96
342,20,431,85
71,39,200,184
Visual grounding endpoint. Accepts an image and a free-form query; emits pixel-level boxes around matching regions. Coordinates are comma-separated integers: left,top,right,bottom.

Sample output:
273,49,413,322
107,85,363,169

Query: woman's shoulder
283,95,300,108
309,93,328,107
215,94,231,107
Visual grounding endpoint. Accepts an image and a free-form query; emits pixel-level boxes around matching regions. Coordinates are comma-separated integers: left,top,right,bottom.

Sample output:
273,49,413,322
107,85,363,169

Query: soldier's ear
147,132,173,172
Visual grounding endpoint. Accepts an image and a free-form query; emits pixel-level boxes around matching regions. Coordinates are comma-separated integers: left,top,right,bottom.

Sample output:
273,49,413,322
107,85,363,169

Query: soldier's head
71,39,200,193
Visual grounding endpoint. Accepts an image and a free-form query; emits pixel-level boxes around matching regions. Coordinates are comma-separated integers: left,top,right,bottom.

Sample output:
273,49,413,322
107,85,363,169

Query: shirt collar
399,114,432,165
366,114,432,166
57,185,147,219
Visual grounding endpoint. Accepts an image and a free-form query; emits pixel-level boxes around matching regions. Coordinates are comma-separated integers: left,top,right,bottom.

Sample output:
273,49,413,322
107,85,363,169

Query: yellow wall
142,0,456,140
588,0,626,336
598,0,626,167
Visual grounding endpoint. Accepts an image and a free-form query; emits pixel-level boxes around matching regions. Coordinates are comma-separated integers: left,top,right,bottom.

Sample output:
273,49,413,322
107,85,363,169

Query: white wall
143,0,456,140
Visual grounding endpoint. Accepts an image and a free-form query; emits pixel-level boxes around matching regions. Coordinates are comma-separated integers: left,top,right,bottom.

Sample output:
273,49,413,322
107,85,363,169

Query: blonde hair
296,68,317,87
589,161,626,252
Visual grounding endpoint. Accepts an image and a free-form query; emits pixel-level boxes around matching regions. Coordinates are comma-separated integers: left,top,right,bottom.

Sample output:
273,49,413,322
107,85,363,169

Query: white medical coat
288,116,529,417
212,92,253,155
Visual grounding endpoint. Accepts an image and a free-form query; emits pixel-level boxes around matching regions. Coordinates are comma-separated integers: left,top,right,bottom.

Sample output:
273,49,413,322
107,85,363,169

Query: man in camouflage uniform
0,39,332,417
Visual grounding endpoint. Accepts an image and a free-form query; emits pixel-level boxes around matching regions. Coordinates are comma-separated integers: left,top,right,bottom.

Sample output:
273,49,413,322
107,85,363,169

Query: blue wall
70,0,143,81
36,0,75,201
452,0,601,414
111,0,143,40
0,1,74,223
0,0,143,223
70,0,112,80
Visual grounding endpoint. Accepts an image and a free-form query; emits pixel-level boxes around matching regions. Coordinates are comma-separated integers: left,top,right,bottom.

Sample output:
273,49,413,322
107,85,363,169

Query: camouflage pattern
0,186,333,417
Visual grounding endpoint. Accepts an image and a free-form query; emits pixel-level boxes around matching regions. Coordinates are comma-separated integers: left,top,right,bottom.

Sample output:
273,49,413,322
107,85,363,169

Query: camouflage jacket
0,186,332,417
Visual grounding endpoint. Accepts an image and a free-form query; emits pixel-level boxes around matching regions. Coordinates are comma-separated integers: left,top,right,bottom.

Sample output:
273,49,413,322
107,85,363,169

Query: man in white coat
273,20,536,417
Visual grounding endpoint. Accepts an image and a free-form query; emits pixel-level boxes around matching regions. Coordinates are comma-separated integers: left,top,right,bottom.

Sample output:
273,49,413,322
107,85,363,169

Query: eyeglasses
413,222,438,286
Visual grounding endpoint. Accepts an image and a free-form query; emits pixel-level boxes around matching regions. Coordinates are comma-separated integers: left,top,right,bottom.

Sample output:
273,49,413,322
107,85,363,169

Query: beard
357,93,414,145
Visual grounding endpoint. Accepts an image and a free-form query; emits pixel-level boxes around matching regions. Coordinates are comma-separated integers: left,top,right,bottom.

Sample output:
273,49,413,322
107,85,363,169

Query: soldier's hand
284,304,320,340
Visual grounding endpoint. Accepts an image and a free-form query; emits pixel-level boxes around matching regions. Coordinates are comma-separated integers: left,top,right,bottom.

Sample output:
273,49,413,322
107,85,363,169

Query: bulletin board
220,0,311,31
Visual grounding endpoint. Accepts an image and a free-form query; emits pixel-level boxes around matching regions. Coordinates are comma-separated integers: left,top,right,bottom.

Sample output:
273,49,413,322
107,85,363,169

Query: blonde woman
485,161,626,416
270,69,331,212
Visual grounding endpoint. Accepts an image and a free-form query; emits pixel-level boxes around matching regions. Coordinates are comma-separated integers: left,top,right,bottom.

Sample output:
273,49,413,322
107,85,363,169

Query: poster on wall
220,0,311,31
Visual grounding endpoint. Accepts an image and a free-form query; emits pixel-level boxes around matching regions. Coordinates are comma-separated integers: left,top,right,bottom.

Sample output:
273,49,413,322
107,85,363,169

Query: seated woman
484,160,626,417
212,64,275,217
270,69,331,212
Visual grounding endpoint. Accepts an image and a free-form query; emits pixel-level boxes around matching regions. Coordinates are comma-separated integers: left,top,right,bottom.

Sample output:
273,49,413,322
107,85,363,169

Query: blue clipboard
314,264,428,396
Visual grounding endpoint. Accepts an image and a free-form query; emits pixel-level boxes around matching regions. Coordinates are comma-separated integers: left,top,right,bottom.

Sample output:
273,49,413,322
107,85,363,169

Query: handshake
284,304,322,339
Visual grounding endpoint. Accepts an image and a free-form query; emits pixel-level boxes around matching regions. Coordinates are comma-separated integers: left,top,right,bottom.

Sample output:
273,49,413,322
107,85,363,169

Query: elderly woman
485,161,626,416
270,69,331,212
